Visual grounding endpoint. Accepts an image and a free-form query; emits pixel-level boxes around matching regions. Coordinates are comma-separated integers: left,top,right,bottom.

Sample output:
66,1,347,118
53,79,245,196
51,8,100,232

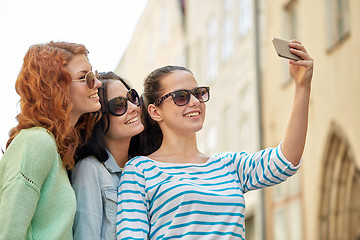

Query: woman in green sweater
0,41,102,239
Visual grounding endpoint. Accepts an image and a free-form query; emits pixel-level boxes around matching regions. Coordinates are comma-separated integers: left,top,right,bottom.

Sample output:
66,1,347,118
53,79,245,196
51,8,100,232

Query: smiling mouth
125,116,139,124
89,93,99,99
184,111,200,117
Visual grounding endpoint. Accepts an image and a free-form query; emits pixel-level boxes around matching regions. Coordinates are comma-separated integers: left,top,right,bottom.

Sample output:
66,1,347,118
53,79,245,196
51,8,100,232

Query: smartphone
272,37,301,61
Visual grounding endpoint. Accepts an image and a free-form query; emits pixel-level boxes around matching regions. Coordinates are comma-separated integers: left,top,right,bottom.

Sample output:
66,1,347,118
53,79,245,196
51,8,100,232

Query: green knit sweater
0,127,76,240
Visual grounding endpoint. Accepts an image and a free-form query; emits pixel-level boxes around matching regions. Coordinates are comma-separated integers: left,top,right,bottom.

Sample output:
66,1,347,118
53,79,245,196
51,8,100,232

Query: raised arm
281,40,314,166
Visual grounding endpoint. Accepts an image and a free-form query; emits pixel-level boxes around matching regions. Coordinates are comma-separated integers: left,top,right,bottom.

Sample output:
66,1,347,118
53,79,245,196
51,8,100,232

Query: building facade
262,0,360,239
115,0,187,92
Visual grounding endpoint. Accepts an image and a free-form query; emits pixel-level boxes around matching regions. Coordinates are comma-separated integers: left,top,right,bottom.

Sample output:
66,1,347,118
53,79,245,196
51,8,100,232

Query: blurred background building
115,0,360,239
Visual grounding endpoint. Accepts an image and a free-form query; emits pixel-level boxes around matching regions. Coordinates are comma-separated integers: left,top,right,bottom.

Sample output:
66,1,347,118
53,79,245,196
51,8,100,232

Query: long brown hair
6,41,97,170
140,65,193,155
75,71,142,163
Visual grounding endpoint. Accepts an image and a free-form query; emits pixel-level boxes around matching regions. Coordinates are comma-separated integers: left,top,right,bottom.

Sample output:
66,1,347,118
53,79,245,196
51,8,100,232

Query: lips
88,92,99,99
184,111,200,117
125,116,139,124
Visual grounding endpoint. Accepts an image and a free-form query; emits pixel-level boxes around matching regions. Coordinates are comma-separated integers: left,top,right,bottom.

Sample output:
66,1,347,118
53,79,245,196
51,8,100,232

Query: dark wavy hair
6,41,97,170
75,71,141,163
140,65,192,155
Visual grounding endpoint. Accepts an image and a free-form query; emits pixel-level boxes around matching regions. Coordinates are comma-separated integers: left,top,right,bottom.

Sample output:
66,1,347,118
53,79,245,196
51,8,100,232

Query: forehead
161,70,198,93
66,54,91,74
106,80,128,99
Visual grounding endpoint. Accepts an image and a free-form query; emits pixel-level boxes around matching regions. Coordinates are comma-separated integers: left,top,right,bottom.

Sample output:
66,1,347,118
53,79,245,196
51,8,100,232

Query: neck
105,138,131,168
70,112,81,127
151,132,206,163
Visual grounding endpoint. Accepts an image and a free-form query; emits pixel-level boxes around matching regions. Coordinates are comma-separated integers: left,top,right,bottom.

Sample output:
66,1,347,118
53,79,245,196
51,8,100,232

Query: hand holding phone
272,37,301,61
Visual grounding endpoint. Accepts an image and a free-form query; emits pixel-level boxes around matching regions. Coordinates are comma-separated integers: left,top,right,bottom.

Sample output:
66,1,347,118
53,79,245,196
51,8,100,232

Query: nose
127,100,139,114
188,93,200,106
94,77,102,89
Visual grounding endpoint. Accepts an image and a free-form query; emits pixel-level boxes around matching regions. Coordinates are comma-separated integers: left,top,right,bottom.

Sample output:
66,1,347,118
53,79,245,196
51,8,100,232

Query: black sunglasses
154,86,210,106
72,70,99,90
108,89,140,116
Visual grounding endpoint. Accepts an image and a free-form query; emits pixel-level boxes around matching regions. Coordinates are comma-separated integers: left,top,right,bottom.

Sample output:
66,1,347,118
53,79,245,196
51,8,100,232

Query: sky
0,0,148,153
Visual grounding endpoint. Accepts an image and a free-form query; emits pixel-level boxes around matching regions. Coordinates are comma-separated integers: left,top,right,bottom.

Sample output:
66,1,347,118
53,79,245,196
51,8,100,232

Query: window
319,126,360,239
222,17,233,61
238,83,253,151
271,171,303,240
326,0,350,49
284,0,298,40
282,0,298,84
224,0,233,12
160,7,169,44
274,207,287,240
239,0,252,37
245,215,255,240
221,0,234,61
224,106,233,150
206,127,218,154
146,31,155,64
206,18,218,83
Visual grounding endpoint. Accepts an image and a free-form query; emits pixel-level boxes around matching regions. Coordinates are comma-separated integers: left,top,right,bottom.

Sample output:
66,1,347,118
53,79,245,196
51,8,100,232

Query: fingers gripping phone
272,37,301,61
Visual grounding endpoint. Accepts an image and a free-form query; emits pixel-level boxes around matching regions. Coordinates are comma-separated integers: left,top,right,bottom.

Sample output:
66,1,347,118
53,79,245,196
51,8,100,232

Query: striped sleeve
229,143,300,193
116,159,149,239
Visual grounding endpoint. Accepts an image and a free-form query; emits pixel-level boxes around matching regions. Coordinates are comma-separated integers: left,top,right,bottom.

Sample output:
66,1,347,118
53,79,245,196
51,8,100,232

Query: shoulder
213,151,250,164
125,156,151,166
10,127,57,151
213,151,248,159
122,156,153,174
18,127,55,141
6,127,58,161
2,127,60,186
75,155,102,168
72,156,102,179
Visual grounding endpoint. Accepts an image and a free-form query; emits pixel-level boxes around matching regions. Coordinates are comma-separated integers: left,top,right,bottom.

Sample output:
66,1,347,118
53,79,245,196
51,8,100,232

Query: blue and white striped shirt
116,144,300,239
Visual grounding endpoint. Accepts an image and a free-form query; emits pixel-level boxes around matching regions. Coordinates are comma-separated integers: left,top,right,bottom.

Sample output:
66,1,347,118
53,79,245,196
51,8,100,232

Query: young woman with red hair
0,41,102,239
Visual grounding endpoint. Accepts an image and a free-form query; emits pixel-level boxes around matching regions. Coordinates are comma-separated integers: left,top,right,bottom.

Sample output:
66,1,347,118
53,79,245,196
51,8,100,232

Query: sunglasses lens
173,90,190,106
128,89,140,106
108,97,127,116
193,87,209,102
85,72,95,89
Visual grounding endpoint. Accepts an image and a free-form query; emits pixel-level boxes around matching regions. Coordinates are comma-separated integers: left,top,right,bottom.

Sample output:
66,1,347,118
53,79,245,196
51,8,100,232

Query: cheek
69,86,76,100
200,104,206,120
106,116,126,136
69,84,85,101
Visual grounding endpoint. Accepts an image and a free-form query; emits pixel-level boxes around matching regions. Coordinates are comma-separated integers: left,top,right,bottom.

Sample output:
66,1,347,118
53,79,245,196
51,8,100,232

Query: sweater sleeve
0,128,57,239
72,159,103,240
229,142,301,193
116,160,149,239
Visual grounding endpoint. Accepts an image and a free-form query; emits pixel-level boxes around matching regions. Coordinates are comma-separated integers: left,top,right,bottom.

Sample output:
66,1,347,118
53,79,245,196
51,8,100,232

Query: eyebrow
76,69,91,76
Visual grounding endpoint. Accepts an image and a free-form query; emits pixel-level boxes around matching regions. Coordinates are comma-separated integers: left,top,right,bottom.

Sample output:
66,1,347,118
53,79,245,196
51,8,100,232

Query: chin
191,123,204,133
133,124,145,135
89,103,101,112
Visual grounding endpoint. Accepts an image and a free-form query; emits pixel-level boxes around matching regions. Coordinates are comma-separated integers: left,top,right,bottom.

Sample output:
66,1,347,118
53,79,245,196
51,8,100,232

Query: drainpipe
254,0,266,240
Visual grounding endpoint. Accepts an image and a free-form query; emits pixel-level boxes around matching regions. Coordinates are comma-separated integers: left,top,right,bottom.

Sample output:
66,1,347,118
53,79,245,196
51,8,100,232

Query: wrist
294,82,311,92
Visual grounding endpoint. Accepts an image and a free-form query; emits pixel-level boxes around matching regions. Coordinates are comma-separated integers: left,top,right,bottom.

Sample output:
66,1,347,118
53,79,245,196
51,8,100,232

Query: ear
148,104,163,122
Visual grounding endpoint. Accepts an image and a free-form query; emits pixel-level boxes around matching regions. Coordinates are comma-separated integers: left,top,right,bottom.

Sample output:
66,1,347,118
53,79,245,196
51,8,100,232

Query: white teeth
89,93,98,99
126,116,139,124
185,112,200,117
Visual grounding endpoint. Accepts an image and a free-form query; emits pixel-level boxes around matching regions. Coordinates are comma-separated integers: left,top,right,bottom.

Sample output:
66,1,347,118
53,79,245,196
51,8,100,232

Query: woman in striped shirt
116,40,313,239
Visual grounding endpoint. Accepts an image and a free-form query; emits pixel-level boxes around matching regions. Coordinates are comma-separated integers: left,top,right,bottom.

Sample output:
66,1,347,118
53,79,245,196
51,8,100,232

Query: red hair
6,41,98,170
